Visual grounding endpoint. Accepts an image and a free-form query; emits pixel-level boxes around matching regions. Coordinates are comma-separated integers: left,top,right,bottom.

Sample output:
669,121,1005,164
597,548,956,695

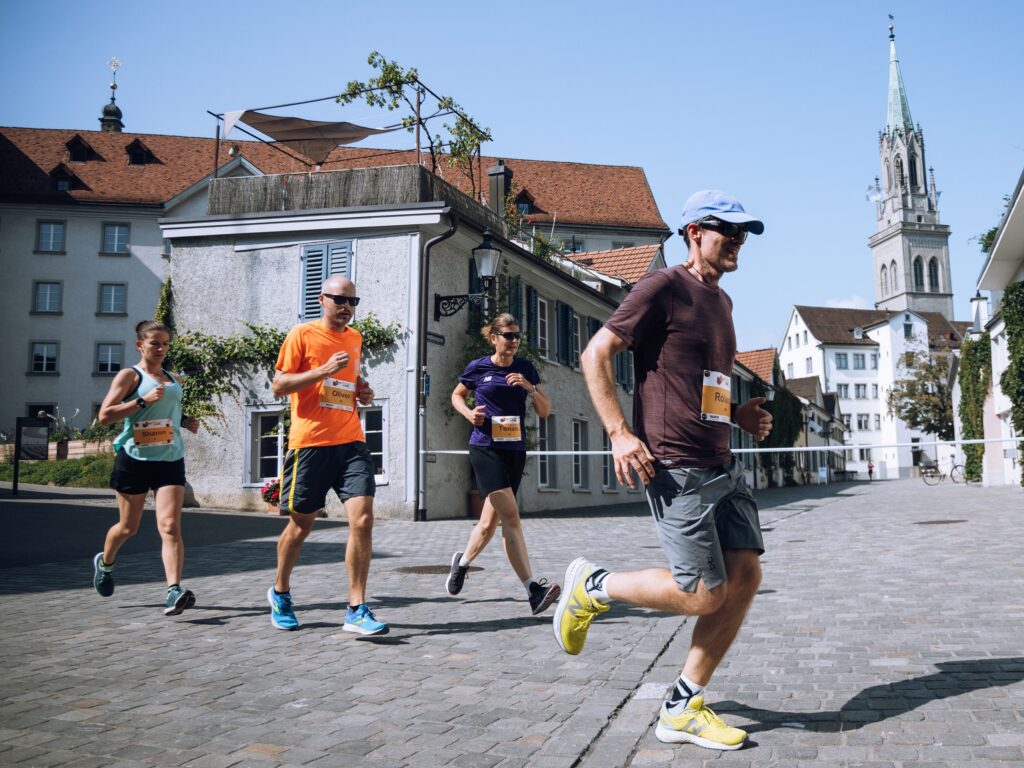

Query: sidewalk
0,479,1021,767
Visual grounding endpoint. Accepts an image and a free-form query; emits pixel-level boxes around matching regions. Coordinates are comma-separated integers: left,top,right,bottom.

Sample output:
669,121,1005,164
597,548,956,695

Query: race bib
700,369,732,424
320,377,355,411
492,415,522,442
133,419,174,446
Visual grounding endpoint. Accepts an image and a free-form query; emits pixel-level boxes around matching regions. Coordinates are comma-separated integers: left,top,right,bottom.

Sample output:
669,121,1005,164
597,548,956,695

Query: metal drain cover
914,519,967,525
394,565,485,575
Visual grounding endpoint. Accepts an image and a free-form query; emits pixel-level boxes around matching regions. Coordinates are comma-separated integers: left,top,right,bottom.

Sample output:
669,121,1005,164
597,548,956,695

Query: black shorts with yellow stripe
279,442,376,514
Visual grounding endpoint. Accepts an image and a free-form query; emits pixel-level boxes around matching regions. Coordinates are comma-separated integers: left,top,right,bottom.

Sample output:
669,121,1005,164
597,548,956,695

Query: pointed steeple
99,57,124,133
885,24,914,135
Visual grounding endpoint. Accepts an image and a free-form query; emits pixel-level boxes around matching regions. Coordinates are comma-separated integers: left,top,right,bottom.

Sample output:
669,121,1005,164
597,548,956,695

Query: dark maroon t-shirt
603,266,736,468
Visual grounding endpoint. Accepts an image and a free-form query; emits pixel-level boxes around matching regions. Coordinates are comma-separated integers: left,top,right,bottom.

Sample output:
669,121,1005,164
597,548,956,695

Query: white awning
224,110,400,164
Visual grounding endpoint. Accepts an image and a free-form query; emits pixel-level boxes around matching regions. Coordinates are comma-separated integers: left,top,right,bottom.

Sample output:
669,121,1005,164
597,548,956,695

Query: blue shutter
509,276,522,324
525,286,538,346
301,245,326,320
555,301,568,364
328,242,352,278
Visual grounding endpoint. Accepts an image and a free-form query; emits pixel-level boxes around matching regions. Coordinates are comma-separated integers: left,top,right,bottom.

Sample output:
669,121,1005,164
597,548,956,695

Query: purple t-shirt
459,356,540,451
603,266,736,468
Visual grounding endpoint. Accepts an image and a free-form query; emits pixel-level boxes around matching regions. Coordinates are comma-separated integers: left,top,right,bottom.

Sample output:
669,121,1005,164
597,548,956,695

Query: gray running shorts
645,456,764,592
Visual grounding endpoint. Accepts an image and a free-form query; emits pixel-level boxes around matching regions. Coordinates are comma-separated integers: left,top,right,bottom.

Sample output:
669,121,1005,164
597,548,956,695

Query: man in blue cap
552,190,772,751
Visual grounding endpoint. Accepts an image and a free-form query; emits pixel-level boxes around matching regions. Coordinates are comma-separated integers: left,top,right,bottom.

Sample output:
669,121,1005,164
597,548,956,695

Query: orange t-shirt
276,321,366,448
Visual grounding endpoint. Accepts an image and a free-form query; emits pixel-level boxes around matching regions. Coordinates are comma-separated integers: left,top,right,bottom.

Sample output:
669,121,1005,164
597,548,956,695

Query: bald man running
267,276,388,635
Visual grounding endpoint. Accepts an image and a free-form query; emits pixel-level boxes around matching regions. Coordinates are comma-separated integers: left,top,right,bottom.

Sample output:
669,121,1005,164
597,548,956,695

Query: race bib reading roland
700,369,732,424
133,419,174,446
320,377,356,411
491,415,522,442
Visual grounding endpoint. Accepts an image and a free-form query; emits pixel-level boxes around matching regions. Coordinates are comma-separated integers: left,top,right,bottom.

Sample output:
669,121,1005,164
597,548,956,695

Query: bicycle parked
920,462,972,485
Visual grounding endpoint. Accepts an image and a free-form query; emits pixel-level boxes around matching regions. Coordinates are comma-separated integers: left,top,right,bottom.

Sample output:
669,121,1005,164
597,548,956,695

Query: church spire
99,57,124,133
885,24,914,136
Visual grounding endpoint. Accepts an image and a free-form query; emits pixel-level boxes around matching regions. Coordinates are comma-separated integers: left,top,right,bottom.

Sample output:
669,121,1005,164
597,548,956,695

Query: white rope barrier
420,436,1020,457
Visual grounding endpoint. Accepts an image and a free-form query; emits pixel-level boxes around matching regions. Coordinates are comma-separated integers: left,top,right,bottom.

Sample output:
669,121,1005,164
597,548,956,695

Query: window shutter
509,276,522,324
327,242,352,278
301,245,326,320
587,317,601,339
555,301,568,364
525,286,538,346
627,351,634,392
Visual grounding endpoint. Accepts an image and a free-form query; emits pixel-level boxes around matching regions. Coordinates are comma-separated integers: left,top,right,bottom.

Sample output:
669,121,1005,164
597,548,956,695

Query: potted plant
261,478,282,514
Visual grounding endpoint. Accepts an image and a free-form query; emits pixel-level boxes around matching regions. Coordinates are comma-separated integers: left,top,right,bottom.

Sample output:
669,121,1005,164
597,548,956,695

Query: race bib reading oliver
320,377,356,411
700,369,732,424
133,419,174,446
492,415,522,442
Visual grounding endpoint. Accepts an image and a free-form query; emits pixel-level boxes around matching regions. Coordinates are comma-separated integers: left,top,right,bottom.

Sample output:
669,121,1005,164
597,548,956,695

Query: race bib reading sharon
133,419,174,446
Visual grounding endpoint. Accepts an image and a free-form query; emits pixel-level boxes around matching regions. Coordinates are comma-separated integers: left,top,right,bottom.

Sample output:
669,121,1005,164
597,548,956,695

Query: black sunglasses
495,331,522,341
321,293,361,307
698,218,748,242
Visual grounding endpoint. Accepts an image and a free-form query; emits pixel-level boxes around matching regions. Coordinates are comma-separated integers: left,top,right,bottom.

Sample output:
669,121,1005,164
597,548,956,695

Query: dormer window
125,139,158,166
48,164,88,192
65,135,101,163
515,190,536,216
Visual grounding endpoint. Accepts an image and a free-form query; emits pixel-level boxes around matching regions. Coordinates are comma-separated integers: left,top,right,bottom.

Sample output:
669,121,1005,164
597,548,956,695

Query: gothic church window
890,260,899,291
928,258,939,292
881,265,889,296
884,160,891,190
909,154,918,189
895,156,904,188
913,257,924,291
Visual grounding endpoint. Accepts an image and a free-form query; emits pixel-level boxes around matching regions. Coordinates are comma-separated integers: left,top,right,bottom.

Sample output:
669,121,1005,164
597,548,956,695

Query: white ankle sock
664,674,705,715
586,568,612,603
458,554,471,567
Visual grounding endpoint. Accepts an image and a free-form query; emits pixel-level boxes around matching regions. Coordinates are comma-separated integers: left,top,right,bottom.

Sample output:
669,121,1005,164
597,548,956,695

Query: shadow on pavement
718,657,1024,733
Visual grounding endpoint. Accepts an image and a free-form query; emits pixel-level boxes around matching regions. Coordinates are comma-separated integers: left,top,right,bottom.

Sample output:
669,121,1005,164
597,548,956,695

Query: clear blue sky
2,1,1021,350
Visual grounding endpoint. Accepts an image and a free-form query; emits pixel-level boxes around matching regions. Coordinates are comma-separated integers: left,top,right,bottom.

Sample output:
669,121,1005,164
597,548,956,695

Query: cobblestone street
1,479,1021,767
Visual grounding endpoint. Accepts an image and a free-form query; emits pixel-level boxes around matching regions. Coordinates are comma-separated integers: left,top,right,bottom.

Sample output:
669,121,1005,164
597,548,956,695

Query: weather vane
107,57,121,98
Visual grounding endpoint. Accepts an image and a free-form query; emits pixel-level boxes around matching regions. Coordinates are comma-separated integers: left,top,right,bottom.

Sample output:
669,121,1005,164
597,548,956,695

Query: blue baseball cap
678,190,764,236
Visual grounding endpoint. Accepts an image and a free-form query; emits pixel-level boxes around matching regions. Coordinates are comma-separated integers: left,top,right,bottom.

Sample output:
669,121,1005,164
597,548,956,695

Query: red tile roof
567,244,663,285
0,127,668,233
735,348,776,382
794,305,969,350
786,376,821,401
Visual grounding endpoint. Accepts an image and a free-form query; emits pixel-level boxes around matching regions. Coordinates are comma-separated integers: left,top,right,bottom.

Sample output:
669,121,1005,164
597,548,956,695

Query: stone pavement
0,479,1022,767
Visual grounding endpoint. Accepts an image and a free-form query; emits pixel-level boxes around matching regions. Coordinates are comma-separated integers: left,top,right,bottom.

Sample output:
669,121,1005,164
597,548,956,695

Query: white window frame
36,220,65,253
537,297,549,360
870,353,879,370
601,430,616,490
537,413,556,489
835,353,848,369
572,419,589,490
874,414,881,431
243,405,287,486
572,313,581,369
805,357,812,374
95,342,123,374
857,413,870,430
853,353,866,370
855,384,867,399
359,399,389,485
872,384,879,399
837,383,849,399
101,222,131,255
786,362,794,378
98,283,127,315
30,341,59,373
32,281,62,313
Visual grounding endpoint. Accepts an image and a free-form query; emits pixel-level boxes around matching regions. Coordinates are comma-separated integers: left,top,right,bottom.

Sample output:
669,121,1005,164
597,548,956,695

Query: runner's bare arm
531,384,551,419
581,328,655,488
272,351,349,397
451,383,485,425
98,368,150,425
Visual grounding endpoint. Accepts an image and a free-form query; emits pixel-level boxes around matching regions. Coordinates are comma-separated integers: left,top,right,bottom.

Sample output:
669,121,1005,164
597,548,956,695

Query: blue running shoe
343,604,389,636
164,585,196,616
267,586,299,630
93,552,114,597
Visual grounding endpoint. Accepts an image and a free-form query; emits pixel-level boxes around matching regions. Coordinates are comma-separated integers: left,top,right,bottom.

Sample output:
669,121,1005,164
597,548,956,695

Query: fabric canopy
223,110,400,164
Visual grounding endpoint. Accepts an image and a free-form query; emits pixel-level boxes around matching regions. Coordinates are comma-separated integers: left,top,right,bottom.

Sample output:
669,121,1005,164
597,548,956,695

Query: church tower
868,24,953,319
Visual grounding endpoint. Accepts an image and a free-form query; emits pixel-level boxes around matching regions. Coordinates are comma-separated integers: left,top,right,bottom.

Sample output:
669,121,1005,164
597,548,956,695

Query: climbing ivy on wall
957,332,991,483
998,280,1024,485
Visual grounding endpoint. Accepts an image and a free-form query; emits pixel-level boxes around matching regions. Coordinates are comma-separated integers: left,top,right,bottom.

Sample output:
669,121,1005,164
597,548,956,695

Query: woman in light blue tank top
93,320,201,617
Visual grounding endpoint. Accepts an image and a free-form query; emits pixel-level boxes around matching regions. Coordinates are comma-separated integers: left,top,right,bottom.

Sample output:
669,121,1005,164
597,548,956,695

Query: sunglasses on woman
495,331,522,341
321,293,361,306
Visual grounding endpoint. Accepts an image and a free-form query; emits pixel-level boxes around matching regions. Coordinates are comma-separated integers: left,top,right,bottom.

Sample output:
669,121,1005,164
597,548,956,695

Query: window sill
33,250,66,256
96,312,129,317
601,488,619,494
30,311,63,316
92,372,119,377
26,371,59,376
98,251,131,258
537,486,560,493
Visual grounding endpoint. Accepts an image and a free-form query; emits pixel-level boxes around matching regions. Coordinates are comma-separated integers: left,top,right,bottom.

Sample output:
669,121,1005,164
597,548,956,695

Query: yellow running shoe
552,557,610,655
655,695,747,750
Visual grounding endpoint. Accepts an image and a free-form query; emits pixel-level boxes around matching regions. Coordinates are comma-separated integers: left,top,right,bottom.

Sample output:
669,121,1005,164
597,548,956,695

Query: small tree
337,52,491,198
887,345,954,441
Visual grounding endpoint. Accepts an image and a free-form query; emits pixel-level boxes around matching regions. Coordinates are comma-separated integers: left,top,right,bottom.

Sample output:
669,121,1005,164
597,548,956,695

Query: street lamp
434,229,503,321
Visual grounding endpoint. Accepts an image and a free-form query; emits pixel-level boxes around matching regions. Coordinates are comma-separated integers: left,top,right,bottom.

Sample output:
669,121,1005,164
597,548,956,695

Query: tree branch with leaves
886,344,954,441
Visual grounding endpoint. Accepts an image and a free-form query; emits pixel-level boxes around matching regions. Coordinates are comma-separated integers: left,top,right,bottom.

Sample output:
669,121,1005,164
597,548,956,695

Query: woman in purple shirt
445,313,561,615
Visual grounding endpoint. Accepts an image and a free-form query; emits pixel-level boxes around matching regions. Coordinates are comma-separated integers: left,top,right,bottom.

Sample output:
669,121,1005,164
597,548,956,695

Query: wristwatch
136,397,147,410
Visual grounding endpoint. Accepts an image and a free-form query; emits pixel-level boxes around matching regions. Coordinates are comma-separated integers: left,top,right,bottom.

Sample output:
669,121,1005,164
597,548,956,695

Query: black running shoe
446,551,469,595
529,579,561,615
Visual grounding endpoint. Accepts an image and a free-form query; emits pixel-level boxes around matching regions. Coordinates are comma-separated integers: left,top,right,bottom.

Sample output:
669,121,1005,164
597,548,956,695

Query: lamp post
434,229,503,321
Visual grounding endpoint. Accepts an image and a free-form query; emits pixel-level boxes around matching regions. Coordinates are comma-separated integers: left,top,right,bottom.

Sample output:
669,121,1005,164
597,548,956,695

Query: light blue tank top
114,367,185,462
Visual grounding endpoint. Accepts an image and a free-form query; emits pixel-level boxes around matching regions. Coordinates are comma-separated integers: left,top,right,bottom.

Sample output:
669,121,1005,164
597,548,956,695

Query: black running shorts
469,445,527,498
279,442,377,514
110,449,186,494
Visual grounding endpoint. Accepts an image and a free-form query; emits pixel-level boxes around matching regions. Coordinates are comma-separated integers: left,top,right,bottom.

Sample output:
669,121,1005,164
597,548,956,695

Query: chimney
488,159,513,216
970,291,990,333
